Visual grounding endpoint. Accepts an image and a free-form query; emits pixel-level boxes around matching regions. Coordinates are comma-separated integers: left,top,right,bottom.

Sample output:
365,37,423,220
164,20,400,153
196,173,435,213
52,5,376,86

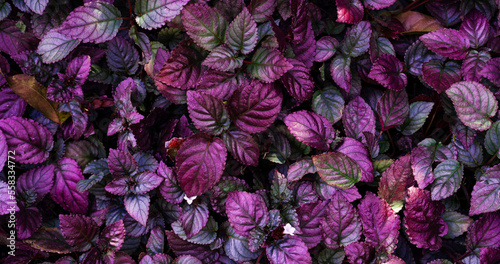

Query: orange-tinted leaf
395,11,443,33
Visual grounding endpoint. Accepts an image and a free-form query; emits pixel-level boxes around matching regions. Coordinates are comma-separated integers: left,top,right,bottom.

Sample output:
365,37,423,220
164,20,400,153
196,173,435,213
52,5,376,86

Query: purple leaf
266,237,312,264
51,158,88,214
377,89,410,131
481,247,500,264
24,0,48,14
146,226,164,255
430,160,463,201
182,4,227,50
284,110,334,151
124,193,150,227
176,133,227,197
312,86,345,125
0,181,18,215
24,226,74,254
341,21,371,57
321,195,361,248
281,59,314,102
313,152,361,189
0,117,53,164
0,20,38,56
467,212,500,250
186,91,230,135
411,140,449,189
404,187,447,250
441,211,472,239
133,152,159,172
292,19,316,68
452,122,477,150
330,54,352,92
343,96,376,140
358,192,400,253
131,171,163,194
249,0,277,23
422,60,461,93
369,36,395,62
106,36,139,75
129,25,152,63
16,165,55,204
229,80,282,134
36,28,80,64
0,88,27,119
17,204,42,240
420,28,470,60
158,161,185,204
215,0,245,20
336,0,364,24
222,130,259,166
425,1,461,27
399,101,434,136
470,167,500,215
174,255,202,264
224,224,261,261
202,45,243,72
0,2,11,21
99,219,125,252
113,78,142,121
363,0,396,10
314,36,339,62
247,48,293,83
178,203,209,239
368,54,407,91
485,122,500,155
59,214,99,252
344,242,376,264
134,0,189,30
296,201,328,249
461,49,491,82
445,81,498,131
460,10,490,48
58,101,88,139
165,231,214,261
480,57,500,86
0,131,5,170
404,40,443,76
226,7,258,54
198,70,244,100
226,191,268,236
378,154,414,213
337,137,374,182
210,176,249,215
108,149,138,177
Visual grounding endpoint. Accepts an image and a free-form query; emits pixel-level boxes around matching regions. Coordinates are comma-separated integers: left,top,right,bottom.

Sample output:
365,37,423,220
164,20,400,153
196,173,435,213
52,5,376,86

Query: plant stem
424,109,437,136
255,250,265,264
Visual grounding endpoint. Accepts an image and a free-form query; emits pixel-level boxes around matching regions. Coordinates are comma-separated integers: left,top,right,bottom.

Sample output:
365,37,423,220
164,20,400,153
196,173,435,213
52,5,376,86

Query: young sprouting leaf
0,20,38,56
229,80,282,133
266,237,312,264
368,54,407,91
336,0,364,24
0,88,27,119
470,166,500,215
485,121,500,156
51,158,88,214
59,214,98,252
313,152,361,189
226,7,257,54
157,161,185,204
58,1,122,43
398,101,434,136
420,28,470,60
466,212,500,250
377,89,410,131
460,10,490,48
441,211,472,239
124,193,150,227
461,49,491,82
445,81,498,131
16,165,55,204
17,204,42,240
247,48,293,83
296,201,327,249
0,117,53,164
314,36,339,62
106,36,139,75
226,191,268,236
343,96,376,140
222,130,259,166
480,57,500,86
177,203,209,239
404,40,443,76
452,121,477,150
284,110,334,151
330,54,352,92
358,192,400,253
224,223,261,262
404,187,447,250
341,21,371,57
312,86,344,125
36,28,80,64
186,91,230,135
202,45,243,72
321,195,361,248
176,133,227,197
248,0,277,23
337,138,374,182
281,59,314,102
108,148,138,177
182,4,227,50
422,60,461,93
430,160,463,201
134,0,189,30
363,0,396,10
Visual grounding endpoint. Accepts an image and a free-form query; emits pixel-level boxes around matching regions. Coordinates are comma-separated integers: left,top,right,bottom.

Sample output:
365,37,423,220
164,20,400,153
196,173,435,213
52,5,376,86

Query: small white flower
283,223,296,236
184,195,197,205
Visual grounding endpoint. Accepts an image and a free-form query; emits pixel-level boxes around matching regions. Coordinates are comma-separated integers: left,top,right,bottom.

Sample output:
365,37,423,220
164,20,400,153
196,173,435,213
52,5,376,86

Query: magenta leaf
146,226,164,255
182,4,227,50
369,36,395,62
345,242,376,264
0,20,38,56
0,88,27,119
422,60,461,93
411,139,452,189
314,36,339,62
378,154,413,213
247,48,293,83
398,101,434,136
321,195,361,248
460,10,490,48
363,0,396,10
284,110,334,151
134,0,189,30
296,201,327,249
17,204,42,240
124,193,150,227
158,161,185,204
226,7,258,54
343,96,376,140
281,59,314,102
480,57,500,86
249,0,277,23
404,40,443,76
226,191,268,236
58,1,122,43
51,158,88,214
100,219,125,252
36,28,80,64
229,80,282,133
266,237,312,264
222,130,259,166
467,212,500,250
341,21,371,57
470,166,500,215
368,54,407,91
452,121,477,150
426,1,461,27
202,45,243,72
404,187,447,250
176,133,227,197
420,28,470,60
430,160,463,201
0,131,5,170
312,86,345,125
336,0,364,24
108,148,138,177
174,255,202,264
330,54,352,92
106,36,139,75
0,117,53,164
177,203,209,239
16,164,55,204
313,152,361,189
166,231,216,260
58,101,88,139
187,91,230,135
224,224,261,261
481,247,500,264
59,214,98,252
198,70,244,100
337,137,374,182
0,181,18,215
461,49,491,82
129,25,152,63
445,81,498,131
377,89,410,131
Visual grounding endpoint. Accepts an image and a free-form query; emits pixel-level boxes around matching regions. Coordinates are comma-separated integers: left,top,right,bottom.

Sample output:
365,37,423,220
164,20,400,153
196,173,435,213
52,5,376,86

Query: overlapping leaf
337,138,374,182
470,166,500,215
314,36,339,62
343,96,376,139
202,45,243,72
59,214,98,252
0,20,38,55
377,89,410,131
420,28,470,60
330,54,352,92
182,4,227,51
284,110,334,151
430,160,463,201
336,0,364,24
187,91,230,135
441,211,472,239
37,28,80,64
16,165,55,204
341,21,371,57
281,59,314,102
224,224,260,261
266,237,312,264
404,40,443,76
222,130,259,166
134,0,189,30
51,158,88,214
249,0,277,23
378,154,413,213
422,60,461,93
106,36,139,75
226,191,268,236
368,54,407,91
480,57,500,86
460,10,490,48
313,152,361,189
466,212,500,250
247,48,293,83
461,50,490,82
124,193,150,227
398,101,434,136
226,8,258,54
363,0,396,10
321,195,361,248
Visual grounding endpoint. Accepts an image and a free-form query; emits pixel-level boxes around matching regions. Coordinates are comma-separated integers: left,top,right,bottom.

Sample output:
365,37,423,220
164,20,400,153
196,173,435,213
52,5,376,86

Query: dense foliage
1,0,500,263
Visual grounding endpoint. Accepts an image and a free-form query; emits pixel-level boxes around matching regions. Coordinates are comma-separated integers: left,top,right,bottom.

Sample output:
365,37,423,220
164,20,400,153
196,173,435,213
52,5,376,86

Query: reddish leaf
336,0,364,24
420,28,470,60
368,54,407,91
377,89,410,131
378,154,413,213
